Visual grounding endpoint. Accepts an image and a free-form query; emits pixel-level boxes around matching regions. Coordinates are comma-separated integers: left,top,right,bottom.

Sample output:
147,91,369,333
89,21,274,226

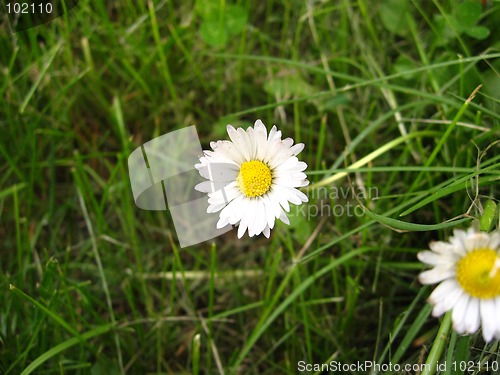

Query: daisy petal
452,294,470,334
418,266,455,285
464,297,480,334
480,299,496,342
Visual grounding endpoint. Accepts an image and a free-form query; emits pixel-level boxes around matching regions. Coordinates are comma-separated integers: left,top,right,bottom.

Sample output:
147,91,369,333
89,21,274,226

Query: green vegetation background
1,0,499,374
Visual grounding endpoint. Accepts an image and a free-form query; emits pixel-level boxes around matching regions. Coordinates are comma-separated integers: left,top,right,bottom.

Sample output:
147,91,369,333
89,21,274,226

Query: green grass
1,0,500,374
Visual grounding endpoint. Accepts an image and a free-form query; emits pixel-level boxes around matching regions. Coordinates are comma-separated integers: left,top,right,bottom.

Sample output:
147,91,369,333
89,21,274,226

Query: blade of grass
76,186,124,373
19,323,115,375
232,246,377,369
10,284,81,338
147,0,178,111
208,53,500,93
376,287,429,371
421,311,452,375
309,131,440,189
408,85,483,192
362,207,471,232
400,170,500,216
192,333,201,375
383,304,432,374
19,41,63,114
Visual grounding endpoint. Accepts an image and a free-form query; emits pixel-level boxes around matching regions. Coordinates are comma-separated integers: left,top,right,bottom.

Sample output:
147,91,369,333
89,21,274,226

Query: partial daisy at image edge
195,119,309,239
418,228,500,342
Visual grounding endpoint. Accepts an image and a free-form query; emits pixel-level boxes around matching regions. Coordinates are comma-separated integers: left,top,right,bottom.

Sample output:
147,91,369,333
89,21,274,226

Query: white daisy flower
195,119,309,238
418,228,500,342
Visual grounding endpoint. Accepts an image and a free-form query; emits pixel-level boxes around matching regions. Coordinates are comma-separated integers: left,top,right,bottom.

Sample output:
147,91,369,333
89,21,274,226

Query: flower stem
421,310,452,375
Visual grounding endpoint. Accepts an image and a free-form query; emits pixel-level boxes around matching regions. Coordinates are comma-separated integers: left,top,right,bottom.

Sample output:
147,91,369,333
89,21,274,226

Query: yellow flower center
237,160,272,198
456,249,500,299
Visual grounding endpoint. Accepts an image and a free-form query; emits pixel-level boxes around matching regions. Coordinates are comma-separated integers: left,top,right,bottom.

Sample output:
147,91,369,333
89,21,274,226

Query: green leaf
213,115,239,138
287,203,312,241
196,3,247,46
393,55,418,80
479,200,499,232
195,0,221,21
225,5,248,35
483,67,500,99
465,25,490,40
433,14,456,46
316,94,350,112
453,1,482,30
200,19,228,48
379,0,409,36
91,355,121,375
263,75,314,98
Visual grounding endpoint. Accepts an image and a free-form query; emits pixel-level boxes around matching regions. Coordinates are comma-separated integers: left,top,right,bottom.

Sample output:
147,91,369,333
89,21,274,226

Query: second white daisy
195,119,309,238
418,228,500,342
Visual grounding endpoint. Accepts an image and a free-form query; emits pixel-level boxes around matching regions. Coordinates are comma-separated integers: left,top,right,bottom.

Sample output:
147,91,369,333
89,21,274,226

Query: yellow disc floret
456,249,500,299
237,160,272,198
